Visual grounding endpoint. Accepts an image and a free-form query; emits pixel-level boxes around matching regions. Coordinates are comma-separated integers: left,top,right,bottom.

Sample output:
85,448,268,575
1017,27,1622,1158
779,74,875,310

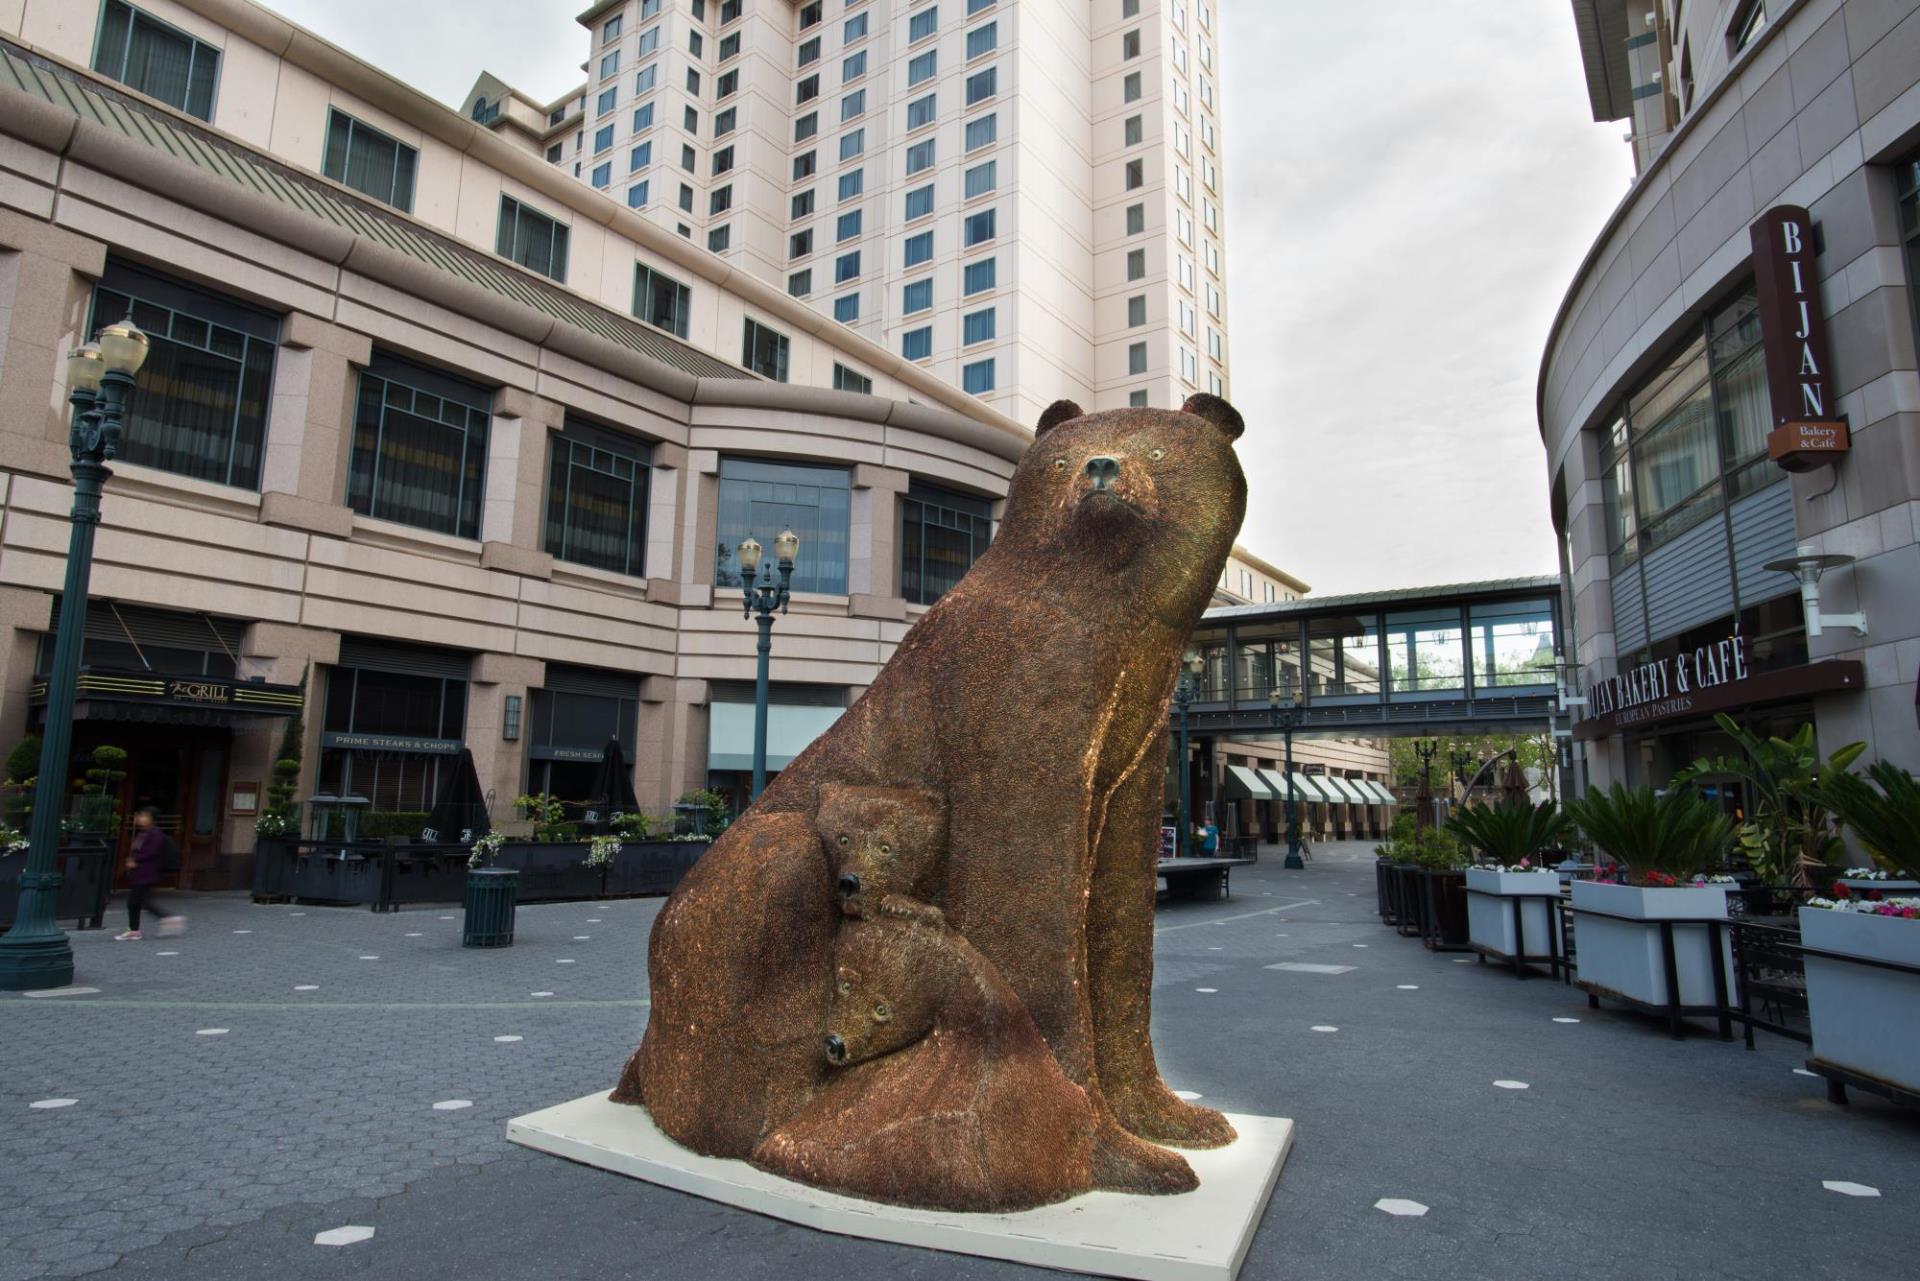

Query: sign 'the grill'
1749,206,1849,472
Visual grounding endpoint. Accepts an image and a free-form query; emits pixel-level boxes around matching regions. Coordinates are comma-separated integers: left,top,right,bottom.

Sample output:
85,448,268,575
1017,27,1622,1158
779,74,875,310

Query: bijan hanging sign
1750,206,1849,472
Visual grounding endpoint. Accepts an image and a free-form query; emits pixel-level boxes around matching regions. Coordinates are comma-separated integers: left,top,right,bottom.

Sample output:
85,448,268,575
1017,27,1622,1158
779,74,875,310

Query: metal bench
1156,857,1252,902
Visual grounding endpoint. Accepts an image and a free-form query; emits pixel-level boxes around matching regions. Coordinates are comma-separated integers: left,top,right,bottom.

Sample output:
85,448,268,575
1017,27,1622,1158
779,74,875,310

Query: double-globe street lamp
0,319,150,992
1268,688,1305,869
1171,649,1205,858
738,528,800,804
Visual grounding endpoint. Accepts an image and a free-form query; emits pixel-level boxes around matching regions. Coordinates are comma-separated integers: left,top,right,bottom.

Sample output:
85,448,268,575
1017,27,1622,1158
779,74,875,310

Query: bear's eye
878,842,891,857
836,979,851,996
1052,458,1068,470
837,834,849,846
1147,447,1166,462
872,1001,892,1023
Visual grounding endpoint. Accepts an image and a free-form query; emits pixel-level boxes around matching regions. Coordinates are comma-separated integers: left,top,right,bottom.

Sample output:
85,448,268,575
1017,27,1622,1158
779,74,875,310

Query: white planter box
1835,878,1920,895
1801,909,1920,1095
1571,881,1732,1010
1465,869,1561,960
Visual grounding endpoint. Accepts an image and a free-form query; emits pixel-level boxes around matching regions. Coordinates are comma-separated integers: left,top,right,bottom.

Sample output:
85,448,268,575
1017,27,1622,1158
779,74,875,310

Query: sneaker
114,930,143,941
157,916,186,937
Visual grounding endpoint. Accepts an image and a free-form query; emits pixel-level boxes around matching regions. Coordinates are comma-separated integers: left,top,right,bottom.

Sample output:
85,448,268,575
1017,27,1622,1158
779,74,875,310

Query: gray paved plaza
4,845,1917,1281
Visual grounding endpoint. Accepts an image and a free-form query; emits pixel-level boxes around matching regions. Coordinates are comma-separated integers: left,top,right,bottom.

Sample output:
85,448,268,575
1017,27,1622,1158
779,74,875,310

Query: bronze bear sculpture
614,394,1248,1208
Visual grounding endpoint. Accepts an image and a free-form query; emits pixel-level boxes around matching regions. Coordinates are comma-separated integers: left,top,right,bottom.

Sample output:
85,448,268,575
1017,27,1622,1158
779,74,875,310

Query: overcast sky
266,0,1634,595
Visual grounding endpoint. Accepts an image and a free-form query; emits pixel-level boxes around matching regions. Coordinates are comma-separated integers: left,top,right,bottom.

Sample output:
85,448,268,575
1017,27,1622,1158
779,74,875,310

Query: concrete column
0,588,54,753
850,462,908,610
663,678,710,805
467,652,546,821
0,213,108,481
644,442,686,592
477,388,557,577
258,312,370,537
631,674,677,812
227,623,342,856
681,451,718,607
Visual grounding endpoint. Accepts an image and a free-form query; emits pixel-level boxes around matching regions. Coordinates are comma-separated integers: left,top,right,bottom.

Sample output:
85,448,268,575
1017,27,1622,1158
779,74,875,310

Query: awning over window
1362,780,1400,805
707,701,844,772
1259,769,1335,805
1223,765,1275,801
1325,777,1370,805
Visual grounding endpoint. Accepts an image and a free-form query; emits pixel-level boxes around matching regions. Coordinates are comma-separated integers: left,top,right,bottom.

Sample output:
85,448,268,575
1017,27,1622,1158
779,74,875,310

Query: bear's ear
1035,399,1083,438
1181,393,1244,441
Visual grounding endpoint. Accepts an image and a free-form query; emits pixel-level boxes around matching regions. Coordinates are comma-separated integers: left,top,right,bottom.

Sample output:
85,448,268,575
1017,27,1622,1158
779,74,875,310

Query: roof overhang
1570,0,1636,122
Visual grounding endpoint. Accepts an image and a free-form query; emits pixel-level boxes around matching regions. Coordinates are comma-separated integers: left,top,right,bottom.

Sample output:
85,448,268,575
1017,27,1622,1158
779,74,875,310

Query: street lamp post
1171,649,1204,857
0,320,149,992
1269,688,1305,869
1411,738,1439,861
738,528,799,804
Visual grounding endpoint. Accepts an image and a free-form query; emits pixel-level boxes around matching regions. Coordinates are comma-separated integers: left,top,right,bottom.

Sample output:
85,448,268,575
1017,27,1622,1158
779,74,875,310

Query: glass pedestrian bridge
1180,576,1564,739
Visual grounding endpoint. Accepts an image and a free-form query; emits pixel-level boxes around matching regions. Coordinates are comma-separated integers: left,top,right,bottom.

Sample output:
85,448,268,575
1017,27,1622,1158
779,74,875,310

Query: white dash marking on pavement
1266,962,1354,975
23,986,100,998
233,929,252,934
439,916,453,920
574,935,592,941
1352,943,1369,948
556,959,576,964
1311,1025,1339,1033
432,1099,472,1111
29,1099,77,1109
156,951,178,957
1453,958,1475,963
295,985,319,992
493,1035,523,1043
405,933,423,938
1553,1017,1581,1024
314,1225,375,1247
1492,1080,1529,1090
1823,1181,1880,1198
1792,1068,1820,1077
196,1028,230,1037
359,955,379,961
1397,985,1419,990
1375,1199,1428,1217
531,992,554,997
1195,988,1218,993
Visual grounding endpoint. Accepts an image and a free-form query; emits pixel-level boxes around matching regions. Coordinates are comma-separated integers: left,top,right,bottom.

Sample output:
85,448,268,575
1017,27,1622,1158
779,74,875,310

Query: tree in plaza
1387,732,1554,800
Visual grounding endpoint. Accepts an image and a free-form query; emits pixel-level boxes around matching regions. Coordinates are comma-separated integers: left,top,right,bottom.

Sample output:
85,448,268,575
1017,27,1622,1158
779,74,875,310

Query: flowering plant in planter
1482,857,1557,874
585,834,623,868
1817,761,1920,878
1448,800,1571,869
467,830,507,869
0,823,27,855
1806,895,1920,918
1563,783,1733,886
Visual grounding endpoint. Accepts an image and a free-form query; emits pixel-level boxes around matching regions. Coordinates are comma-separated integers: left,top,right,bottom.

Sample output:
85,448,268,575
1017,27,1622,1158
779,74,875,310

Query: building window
1128,341,1147,375
906,139,936,174
964,160,997,199
1124,158,1144,190
714,458,850,595
635,64,659,94
545,417,650,577
547,142,563,163
793,189,816,218
678,183,694,211
839,169,866,201
790,229,814,259
840,128,866,161
318,651,469,815
909,6,939,42
715,107,737,135
592,161,612,188
799,0,823,27
1180,347,1197,384
92,1,219,121
1123,71,1141,102
963,257,996,295
627,181,650,208
967,21,998,59
902,327,933,361
835,250,861,283
597,82,617,113
1124,114,1143,146
843,88,867,121
789,269,813,298
798,36,821,67
905,183,935,219
322,110,417,211
348,352,491,540
845,50,868,81
904,230,934,267
525,665,641,802
633,264,692,338
717,68,740,97
797,74,821,104
903,278,933,314
962,307,995,345
907,93,937,131
908,50,938,87
1127,295,1147,327
1125,202,1145,235
901,481,991,605
1122,29,1141,59
965,67,997,105
602,14,623,42
968,0,997,13
497,195,569,282
637,25,661,56
1127,248,1146,280
719,31,741,60
633,102,655,132
1600,284,1772,563
631,140,654,169
87,260,277,491
742,318,790,381
961,358,995,394
963,208,997,247
1128,389,1148,407
833,293,859,323
1385,609,1465,693
837,209,863,242
833,363,872,393
721,0,741,20
795,150,818,179
1729,0,1769,53
707,225,731,253
711,185,734,215
965,114,998,151
846,12,870,41
594,123,615,153
712,146,735,175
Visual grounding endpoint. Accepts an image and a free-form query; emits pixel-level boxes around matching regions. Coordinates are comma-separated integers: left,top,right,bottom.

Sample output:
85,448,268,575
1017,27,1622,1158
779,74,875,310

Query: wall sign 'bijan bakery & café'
1573,632,1864,741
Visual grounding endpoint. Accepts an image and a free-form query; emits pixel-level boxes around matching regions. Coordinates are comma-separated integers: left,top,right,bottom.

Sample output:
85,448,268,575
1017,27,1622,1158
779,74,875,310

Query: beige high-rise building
468,0,1232,424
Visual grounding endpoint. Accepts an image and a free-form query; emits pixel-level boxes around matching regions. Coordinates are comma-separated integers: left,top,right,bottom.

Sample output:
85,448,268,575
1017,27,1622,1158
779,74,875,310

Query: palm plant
1563,783,1733,883
1448,800,1571,866
1819,761,1920,874
1671,714,1863,888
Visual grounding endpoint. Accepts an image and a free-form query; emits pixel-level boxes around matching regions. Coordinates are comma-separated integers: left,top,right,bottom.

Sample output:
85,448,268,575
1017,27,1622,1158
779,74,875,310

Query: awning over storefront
32,667,303,727
1359,779,1400,805
1223,765,1275,801
1284,771,1339,805
1325,777,1370,805
708,701,845,772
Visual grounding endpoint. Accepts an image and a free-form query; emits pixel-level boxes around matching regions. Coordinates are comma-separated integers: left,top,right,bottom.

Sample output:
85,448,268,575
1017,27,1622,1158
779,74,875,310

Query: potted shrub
1374,816,1468,945
1801,763,1920,1101
463,831,518,947
1563,784,1735,1025
1453,802,1570,971
1674,715,1862,889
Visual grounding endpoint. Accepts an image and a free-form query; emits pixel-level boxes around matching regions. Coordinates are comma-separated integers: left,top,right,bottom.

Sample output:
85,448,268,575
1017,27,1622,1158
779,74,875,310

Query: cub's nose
1084,456,1120,490
824,1033,847,1065
837,872,861,899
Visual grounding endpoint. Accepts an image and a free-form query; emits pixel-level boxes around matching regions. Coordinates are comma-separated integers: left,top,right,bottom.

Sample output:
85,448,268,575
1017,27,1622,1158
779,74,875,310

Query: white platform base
508,1092,1293,1281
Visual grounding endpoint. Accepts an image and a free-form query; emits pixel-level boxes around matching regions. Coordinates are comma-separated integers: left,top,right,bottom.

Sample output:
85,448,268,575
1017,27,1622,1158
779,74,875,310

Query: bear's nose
1084,456,1120,490
837,872,861,899
824,1034,847,1065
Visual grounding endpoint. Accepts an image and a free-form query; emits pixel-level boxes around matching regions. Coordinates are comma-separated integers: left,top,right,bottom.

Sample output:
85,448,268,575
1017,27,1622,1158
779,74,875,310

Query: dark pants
127,884,176,930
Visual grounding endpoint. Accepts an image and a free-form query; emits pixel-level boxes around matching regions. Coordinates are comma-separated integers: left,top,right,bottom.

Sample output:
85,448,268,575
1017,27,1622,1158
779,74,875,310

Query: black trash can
463,868,518,947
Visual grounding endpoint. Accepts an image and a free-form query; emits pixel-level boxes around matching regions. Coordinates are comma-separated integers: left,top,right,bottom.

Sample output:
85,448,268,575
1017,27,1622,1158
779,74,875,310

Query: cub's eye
872,1001,893,1023
836,979,851,996
837,834,849,846
878,843,892,857
1147,447,1166,462
1052,458,1068,470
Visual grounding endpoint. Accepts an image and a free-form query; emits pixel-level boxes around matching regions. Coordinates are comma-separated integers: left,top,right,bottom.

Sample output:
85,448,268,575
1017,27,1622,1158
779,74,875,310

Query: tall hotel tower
467,0,1231,424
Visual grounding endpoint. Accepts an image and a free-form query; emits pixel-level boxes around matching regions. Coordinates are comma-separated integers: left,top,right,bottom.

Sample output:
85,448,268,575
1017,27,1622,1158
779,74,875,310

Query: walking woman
116,808,184,941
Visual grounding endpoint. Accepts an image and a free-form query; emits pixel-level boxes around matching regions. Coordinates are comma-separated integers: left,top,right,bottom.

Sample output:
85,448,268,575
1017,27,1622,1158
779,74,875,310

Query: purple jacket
128,827,174,886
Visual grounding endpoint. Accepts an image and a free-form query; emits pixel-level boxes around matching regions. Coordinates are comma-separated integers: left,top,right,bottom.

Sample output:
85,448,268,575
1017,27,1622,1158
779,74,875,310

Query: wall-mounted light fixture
1762,544,1868,638
503,694,522,741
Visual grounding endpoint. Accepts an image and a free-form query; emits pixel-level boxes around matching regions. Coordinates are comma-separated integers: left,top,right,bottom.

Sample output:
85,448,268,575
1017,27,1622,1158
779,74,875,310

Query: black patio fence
252,837,711,911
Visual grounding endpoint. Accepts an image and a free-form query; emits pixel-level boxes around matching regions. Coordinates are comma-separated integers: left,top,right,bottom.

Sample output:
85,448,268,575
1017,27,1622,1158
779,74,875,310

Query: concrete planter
1466,869,1560,960
1571,881,1732,1009
1834,878,1920,895
1801,909,1920,1095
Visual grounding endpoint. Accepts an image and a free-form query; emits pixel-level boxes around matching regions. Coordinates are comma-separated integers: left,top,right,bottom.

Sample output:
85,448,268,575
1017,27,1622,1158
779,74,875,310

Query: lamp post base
1282,853,1305,870
0,873,76,990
